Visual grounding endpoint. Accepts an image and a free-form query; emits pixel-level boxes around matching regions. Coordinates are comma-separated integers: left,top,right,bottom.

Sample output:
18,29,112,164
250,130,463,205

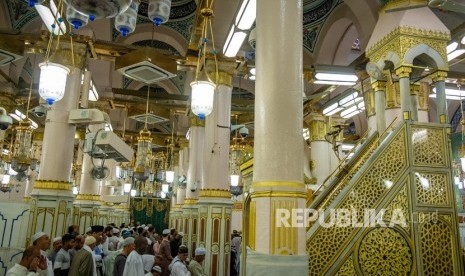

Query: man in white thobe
169,245,190,276
31,232,53,276
6,246,40,276
122,236,147,276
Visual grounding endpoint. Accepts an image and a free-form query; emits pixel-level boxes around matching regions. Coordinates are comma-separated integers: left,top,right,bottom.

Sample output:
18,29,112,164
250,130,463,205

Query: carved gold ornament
358,227,413,275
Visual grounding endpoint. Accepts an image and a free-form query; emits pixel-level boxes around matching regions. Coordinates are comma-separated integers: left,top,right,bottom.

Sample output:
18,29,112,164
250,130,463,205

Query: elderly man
47,237,62,265
188,248,206,276
169,246,190,276
31,232,53,276
6,246,41,276
69,236,96,276
113,237,135,276
122,236,147,276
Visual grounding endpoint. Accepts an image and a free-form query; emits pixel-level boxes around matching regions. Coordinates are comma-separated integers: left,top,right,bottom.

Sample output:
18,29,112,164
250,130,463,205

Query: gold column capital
215,71,233,87
432,71,448,82
395,66,412,78
199,189,231,198
190,116,205,127
410,83,420,95
371,80,387,92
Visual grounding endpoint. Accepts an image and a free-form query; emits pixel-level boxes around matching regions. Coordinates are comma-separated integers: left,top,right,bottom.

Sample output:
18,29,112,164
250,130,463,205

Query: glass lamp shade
162,183,169,193
2,174,10,185
115,0,139,36
230,174,240,187
190,79,215,119
64,0,132,20
165,170,175,183
38,62,70,105
72,186,79,195
66,5,89,29
160,191,167,199
130,189,137,197
123,183,131,193
148,0,172,26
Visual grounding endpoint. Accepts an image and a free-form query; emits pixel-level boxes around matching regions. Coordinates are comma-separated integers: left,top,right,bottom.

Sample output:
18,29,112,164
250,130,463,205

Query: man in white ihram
122,236,147,276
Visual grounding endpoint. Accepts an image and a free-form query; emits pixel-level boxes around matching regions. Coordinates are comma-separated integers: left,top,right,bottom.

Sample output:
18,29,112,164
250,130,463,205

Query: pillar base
73,196,101,233
245,248,308,275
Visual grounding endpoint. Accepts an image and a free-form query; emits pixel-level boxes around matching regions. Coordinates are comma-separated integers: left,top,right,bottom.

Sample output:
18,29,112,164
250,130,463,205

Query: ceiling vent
129,113,168,125
115,47,177,84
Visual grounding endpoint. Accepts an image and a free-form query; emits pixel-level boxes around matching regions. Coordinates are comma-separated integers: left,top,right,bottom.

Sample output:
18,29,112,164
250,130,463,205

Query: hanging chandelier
229,116,245,197
148,0,172,26
12,56,38,174
133,85,153,181
63,0,132,20
38,62,70,105
190,2,218,119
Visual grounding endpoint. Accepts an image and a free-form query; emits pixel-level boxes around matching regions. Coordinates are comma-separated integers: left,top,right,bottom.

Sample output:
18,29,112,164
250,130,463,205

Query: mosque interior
0,0,465,275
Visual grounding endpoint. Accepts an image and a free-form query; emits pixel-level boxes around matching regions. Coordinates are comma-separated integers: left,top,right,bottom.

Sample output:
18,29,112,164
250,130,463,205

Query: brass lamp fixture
230,116,245,197
133,85,153,181
190,1,219,119
11,56,38,174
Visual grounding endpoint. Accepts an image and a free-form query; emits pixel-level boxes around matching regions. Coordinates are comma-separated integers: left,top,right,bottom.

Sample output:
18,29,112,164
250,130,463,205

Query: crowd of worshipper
6,223,208,276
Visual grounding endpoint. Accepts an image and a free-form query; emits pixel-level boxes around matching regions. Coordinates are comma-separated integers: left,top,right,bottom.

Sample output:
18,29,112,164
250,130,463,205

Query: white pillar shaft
186,125,204,199
79,124,105,195
310,141,339,187
410,94,418,121
435,80,447,122
203,84,232,190
38,67,80,181
254,0,303,183
399,77,411,118
375,90,386,133
247,1,308,272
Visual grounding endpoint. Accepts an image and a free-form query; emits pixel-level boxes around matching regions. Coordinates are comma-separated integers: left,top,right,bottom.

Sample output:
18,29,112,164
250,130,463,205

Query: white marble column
72,124,105,233
28,64,81,244
433,71,448,123
396,66,412,120
197,74,233,275
372,81,387,133
247,0,308,274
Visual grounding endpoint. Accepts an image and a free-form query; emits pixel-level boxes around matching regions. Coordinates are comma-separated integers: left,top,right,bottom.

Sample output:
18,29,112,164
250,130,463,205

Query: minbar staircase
306,121,464,275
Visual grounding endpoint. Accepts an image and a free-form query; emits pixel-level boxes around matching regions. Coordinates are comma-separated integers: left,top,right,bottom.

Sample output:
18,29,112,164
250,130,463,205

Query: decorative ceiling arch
313,4,360,65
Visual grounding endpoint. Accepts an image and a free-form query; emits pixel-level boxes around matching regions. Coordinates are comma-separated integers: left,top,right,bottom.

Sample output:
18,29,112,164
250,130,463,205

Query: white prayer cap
113,228,120,234
162,229,170,235
144,226,149,230
195,247,206,256
152,266,162,273
52,236,62,243
178,232,184,237
142,254,155,273
85,236,96,246
85,227,92,233
32,232,47,243
121,237,135,247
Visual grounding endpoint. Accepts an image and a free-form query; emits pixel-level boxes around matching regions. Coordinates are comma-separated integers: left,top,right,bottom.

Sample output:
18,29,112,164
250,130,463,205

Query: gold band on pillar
190,116,205,127
395,66,412,78
252,181,305,188
34,180,72,190
184,198,198,205
250,191,307,199
75,194,101,201
432,71,448,82
199,189,231,198
216,71,233,87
